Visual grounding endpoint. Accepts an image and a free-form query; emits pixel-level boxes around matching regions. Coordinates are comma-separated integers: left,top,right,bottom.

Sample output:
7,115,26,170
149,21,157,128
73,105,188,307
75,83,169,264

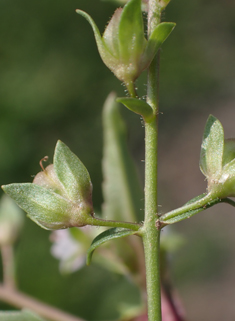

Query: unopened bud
200,115,235,198
76,0,175,94
2,141,94,230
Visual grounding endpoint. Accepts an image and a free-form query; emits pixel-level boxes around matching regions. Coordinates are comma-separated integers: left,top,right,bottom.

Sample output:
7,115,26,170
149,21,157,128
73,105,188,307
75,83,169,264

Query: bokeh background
0,0,235,320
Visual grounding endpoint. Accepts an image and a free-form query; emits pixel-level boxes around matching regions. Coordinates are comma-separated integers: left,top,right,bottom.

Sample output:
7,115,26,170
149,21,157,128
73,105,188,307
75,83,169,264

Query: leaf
0,309,47,321
199,115,224,178
161,194,220,225
102,93,144,222
2,183,79,230
162,207,205,225
184,193,207,205
116,97,154,121
87,227,136,265
118,0,146,63
143,22,176,63
76,9,117,68
54,140,92,203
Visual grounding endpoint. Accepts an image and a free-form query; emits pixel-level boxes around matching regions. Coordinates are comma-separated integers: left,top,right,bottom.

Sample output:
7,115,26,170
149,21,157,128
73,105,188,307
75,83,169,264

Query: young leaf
87,227,136,265
116,97,154,121
102,93,144,222
199,115,224,178
54,140,92,204
0,309,47,321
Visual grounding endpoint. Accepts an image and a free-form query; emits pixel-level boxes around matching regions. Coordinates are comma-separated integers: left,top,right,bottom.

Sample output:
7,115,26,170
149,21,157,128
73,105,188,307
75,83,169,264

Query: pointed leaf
116,97,154,122
54,140,92,203
2,183,82,230
102,93,144,222
76,10,116,66
118,0,146,63
87,227,136,265
143,22,176,64
0,309,47,321
199,115,224,178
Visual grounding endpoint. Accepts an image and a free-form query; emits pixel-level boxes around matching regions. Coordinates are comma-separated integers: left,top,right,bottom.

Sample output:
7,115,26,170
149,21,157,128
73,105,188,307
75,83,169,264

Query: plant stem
126,81,137,98
141,2,162,319
142,116,161,321
87,216,141,231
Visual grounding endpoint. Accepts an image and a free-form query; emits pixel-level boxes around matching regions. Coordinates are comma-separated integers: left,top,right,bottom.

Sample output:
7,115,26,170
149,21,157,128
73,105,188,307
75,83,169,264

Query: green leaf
102,93,144,222
143,22,176,63
161,194,220,225
162,207,205,225
2,183,81,230
199,115,224,178
118,0,146,63
116,97,154,121
76,9,116,67
0,309,47,321
87,227,136,265
54,140,92,203
184,193,207,205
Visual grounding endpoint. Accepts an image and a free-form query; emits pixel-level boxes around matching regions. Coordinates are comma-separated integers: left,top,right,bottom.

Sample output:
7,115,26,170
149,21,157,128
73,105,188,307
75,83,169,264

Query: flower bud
76,0,175,95
2,141,94,230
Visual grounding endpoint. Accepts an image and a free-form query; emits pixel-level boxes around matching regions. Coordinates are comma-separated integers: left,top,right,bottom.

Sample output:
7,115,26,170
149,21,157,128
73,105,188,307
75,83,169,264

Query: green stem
142,117,161,321
126,81,137,98
141,2,162,319
86,216,141,231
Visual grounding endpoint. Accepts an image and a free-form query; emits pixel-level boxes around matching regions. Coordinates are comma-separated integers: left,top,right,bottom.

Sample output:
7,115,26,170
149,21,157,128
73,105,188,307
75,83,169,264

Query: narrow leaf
143,22,176,63
161,194,220,225
54,140,92,203
116,97,154,121
199,115,224,178
102,93,144,222
87,227,136,265
76,10,116,65
2,183,77,230
162,207,205,225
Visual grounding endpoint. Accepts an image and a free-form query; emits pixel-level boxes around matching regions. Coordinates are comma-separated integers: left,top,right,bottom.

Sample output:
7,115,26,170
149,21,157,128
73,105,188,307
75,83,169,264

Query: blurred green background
0,0,235,320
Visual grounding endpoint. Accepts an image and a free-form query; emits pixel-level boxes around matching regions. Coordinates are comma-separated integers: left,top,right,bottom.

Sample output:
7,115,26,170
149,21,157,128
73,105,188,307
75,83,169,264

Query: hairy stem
141,2,162,319
86,216,141,231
